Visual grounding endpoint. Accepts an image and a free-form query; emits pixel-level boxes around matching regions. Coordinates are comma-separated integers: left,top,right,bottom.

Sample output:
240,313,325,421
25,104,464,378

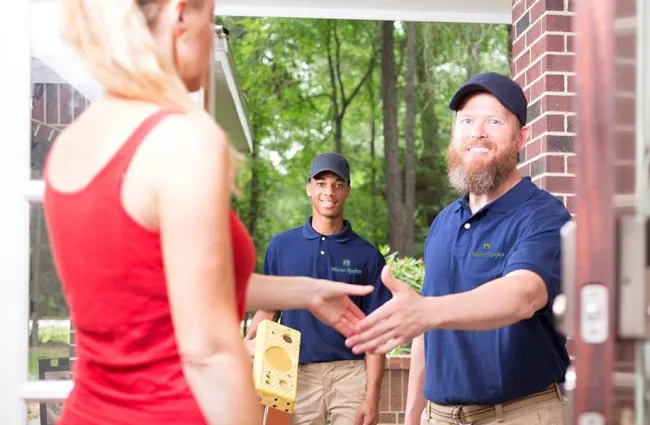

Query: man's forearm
246,273,316,312
404,335,426,425
364,354,385,403
423,270,548,331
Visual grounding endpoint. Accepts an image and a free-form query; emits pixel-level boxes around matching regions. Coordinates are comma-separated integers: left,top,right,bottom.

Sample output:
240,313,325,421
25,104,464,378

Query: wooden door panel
572,0,617,423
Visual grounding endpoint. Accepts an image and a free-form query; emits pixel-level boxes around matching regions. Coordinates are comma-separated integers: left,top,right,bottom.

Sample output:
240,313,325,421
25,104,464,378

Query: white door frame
0,1,512,423
1,1,34,423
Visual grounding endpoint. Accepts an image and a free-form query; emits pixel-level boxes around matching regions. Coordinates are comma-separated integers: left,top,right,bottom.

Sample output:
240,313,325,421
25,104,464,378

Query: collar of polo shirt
453,176,538,214
301,217,354,242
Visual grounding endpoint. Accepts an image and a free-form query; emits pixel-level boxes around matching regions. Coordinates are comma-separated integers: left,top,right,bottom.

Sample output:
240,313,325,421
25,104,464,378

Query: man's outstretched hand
308,281,374,337
345,265,430,354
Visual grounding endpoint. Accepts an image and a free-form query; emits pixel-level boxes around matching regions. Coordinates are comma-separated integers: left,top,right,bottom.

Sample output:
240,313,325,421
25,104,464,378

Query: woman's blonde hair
60,0,242,188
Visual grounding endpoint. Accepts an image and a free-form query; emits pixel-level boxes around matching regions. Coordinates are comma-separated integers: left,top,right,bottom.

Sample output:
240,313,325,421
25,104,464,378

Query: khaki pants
421,384,566,425
289,360,366,425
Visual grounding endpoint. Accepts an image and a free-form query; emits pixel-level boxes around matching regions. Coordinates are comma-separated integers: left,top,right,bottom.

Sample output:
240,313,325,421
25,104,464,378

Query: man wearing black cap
345,73,570,425
244,152,392,425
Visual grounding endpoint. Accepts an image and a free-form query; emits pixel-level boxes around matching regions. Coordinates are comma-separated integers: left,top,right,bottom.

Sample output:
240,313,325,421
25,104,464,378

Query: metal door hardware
577,413,605,425
557,217,650,341
618,216,650,339
581,284,609,344
555,220,577,338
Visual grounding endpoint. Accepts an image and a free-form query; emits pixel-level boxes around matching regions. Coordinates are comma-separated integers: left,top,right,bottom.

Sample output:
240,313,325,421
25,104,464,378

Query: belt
425,384,564,424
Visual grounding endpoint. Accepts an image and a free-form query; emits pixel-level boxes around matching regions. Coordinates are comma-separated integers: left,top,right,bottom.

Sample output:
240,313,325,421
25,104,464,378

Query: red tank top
43,109,255,425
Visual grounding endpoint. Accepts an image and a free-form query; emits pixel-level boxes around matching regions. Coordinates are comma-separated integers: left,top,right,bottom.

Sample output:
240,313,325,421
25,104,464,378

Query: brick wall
512,0,576,213
378,356,410,424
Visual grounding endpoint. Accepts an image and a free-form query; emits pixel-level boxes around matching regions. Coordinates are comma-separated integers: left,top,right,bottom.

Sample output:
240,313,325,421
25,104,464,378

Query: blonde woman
43,1,376,424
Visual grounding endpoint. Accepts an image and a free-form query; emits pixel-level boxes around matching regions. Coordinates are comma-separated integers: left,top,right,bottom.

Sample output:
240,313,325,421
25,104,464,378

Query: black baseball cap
308,153,350,183
449,72,528,126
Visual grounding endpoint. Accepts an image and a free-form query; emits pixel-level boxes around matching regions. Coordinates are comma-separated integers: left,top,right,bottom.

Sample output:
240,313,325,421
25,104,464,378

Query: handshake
242,265,428,357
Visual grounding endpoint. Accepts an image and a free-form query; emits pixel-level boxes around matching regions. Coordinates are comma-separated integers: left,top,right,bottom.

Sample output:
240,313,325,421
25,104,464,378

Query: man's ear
306,182,311,198
517,125,530,153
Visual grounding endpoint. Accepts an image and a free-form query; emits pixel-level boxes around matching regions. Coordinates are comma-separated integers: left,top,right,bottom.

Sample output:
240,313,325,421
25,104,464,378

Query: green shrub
379,245,424,355
380,245,423,295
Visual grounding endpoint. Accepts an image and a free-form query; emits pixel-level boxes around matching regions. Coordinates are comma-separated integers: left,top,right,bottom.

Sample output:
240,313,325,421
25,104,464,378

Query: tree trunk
464,25,489,79
334,117,343,154
416,24,441,226
325,21,378,154
466,40,481,78
326,24,341,153
367,73,378,245
404,22,417,257
507,24,513,76
416,23,438,153
380,21,403,255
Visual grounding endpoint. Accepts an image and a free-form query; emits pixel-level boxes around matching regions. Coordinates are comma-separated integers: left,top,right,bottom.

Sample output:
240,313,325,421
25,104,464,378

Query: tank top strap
110,108,180,174
42,108,180,190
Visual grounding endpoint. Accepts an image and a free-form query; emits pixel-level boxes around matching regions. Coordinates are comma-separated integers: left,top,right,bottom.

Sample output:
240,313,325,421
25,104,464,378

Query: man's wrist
420,295,440,330
364,390,381,404
304,277,322,308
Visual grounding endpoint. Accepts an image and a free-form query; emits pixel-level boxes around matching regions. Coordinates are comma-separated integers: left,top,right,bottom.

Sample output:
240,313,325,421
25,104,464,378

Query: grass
29,344,70,379
28,322,71,379
38,325,70,344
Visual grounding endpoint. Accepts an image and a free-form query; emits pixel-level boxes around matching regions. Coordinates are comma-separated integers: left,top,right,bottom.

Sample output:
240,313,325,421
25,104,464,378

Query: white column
0,0,32,422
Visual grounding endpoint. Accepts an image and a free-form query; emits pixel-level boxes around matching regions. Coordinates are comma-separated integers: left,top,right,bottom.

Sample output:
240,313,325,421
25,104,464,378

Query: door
563,0,650,424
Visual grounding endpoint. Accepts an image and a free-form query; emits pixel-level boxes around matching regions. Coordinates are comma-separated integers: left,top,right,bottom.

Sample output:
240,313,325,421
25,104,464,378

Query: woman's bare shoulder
139,107,235,194
148,107,230,155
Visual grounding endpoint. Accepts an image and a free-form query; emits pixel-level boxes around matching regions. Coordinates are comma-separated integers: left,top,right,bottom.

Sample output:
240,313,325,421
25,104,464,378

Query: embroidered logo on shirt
331,259,362,275
471,242,505,258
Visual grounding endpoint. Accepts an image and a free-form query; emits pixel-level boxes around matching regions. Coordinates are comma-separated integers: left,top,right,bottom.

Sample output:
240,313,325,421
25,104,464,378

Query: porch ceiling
214,0,512,24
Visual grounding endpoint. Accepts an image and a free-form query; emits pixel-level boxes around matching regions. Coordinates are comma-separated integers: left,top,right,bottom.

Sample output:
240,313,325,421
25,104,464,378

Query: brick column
377,355,410,424
511,0,576,213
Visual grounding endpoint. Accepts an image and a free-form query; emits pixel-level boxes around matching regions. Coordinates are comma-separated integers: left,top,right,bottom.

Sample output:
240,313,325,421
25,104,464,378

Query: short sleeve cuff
503,262,557,313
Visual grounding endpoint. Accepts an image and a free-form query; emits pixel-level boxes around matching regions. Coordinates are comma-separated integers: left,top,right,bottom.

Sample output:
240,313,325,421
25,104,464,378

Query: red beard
445,139,519,194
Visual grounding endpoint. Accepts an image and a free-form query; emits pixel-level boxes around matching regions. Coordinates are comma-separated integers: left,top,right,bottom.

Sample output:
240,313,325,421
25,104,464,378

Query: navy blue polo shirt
421,177,571,405
263,217,391,364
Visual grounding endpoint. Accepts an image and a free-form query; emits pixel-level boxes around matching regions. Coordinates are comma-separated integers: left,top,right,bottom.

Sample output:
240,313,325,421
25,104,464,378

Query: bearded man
344,72,571,425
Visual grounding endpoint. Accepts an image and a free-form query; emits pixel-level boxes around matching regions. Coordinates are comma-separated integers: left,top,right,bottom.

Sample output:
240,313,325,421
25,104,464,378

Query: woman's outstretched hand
345,265,429,354
308,281,374,337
